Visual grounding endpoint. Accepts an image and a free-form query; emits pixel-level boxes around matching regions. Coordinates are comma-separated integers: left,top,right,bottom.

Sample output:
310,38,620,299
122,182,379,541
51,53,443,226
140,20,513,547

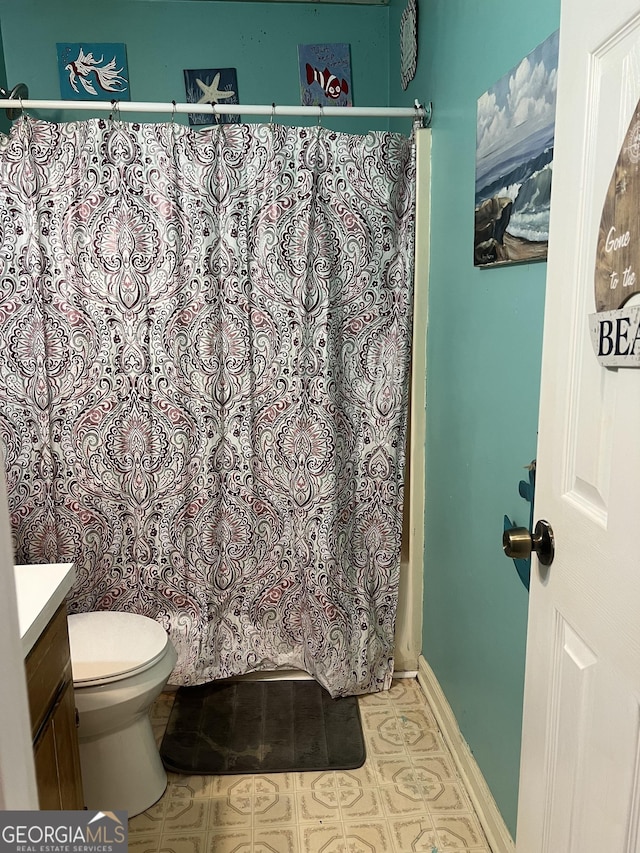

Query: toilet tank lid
67,611,171,684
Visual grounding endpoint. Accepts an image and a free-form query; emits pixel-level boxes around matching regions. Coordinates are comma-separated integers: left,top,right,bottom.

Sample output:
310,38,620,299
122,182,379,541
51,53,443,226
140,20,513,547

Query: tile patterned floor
131,678,491,853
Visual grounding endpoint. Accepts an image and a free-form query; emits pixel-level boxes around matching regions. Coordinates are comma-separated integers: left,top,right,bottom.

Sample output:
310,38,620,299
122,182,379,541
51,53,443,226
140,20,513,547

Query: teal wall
0,0,390,134
389,0,560,836
0,0,563,837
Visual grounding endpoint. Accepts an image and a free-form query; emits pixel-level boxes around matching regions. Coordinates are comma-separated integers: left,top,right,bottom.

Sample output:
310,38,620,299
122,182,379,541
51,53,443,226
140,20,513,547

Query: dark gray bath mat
159,679,366,774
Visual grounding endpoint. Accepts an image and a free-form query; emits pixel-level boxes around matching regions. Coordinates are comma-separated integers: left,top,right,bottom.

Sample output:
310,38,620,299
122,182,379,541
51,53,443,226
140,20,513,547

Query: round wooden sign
595,99,640,312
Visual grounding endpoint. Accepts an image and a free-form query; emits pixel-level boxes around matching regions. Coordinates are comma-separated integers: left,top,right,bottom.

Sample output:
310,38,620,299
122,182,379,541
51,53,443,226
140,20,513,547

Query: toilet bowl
67,611,178,817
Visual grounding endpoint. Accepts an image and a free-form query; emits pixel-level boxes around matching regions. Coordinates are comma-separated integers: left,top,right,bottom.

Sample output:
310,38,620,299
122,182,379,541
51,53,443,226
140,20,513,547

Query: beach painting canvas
298,43,352,108
57,43,130,100
184,68,240,126
474,30,559,267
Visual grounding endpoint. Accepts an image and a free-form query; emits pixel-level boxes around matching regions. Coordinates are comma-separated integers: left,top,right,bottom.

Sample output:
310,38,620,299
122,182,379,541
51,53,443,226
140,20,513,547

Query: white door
517,1,640,850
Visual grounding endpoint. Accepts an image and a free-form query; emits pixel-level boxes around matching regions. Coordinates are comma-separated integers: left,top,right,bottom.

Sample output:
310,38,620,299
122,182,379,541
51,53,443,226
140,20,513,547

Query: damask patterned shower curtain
0,116,415,697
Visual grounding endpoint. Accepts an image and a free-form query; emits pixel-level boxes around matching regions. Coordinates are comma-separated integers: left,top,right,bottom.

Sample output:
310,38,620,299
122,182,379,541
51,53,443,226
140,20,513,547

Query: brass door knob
503,519,555,566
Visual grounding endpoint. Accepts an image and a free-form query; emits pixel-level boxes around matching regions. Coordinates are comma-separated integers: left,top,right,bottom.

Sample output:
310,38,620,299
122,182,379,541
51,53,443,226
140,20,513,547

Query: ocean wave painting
474,30,559,267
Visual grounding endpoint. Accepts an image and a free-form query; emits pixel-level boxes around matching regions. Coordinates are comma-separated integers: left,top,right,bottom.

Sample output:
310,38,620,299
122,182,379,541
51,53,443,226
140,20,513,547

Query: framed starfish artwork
57,43,130,101
183,68,240,126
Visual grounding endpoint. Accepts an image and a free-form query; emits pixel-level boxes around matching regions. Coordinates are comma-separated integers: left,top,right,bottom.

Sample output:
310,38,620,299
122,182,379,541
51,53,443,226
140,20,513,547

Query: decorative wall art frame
57,43,130,100
298,43,352,108
400,0,418,90
474,29,559,268
183,68,240,126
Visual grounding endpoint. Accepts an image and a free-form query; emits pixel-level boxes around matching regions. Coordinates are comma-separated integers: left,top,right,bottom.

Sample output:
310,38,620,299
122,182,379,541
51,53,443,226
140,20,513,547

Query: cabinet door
55,680,84,810
33,715,61,810
27,603,85,810
33,679,84,810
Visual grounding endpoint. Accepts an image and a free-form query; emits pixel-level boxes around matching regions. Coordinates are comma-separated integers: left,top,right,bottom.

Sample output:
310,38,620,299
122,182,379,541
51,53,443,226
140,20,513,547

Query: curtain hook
2,82,28,120
18,95,30,133
413,99,425,131
270,102,276,125
317,104,323,127
110,99,122,123
171,100,177,124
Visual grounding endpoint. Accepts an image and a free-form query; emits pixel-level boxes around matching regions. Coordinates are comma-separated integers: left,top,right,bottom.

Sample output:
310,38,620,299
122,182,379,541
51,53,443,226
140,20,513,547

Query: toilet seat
68,611,171,687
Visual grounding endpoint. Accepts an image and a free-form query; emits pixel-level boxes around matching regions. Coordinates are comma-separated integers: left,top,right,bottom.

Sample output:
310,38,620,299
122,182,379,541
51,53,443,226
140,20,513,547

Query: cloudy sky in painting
476,30,559,163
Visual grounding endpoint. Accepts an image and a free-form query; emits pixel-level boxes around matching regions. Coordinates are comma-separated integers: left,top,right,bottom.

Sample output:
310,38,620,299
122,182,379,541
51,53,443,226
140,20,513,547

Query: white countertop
14,563,76,656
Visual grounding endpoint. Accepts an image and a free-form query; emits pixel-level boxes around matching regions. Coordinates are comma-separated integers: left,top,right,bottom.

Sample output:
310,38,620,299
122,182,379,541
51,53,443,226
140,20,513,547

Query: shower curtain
0,116,415,697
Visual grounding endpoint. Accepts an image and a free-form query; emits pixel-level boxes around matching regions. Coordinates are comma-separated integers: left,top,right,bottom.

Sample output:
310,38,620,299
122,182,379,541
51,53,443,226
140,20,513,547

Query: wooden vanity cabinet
25,601,84,810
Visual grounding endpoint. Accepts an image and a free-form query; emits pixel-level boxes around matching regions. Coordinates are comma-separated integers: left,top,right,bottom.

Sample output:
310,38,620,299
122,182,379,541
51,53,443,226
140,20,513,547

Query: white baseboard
417,655,515,853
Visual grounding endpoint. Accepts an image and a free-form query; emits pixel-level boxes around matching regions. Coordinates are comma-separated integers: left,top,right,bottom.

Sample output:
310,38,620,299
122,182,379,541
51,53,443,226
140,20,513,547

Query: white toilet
67,611,178,817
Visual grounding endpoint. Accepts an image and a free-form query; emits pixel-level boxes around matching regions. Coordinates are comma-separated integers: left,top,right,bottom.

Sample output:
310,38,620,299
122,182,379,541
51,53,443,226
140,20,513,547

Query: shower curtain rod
0,95,432,126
